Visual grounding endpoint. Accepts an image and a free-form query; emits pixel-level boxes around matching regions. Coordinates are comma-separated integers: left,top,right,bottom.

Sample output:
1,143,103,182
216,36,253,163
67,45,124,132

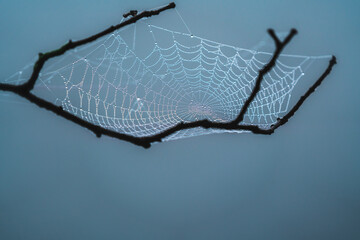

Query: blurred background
0,0,359,239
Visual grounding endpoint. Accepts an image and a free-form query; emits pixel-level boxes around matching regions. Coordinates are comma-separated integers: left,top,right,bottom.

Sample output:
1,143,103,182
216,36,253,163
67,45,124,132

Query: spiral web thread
3,18,331,141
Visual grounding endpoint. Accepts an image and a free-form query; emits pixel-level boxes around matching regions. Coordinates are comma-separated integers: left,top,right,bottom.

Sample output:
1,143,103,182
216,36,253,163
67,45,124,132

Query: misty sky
0,0,359,239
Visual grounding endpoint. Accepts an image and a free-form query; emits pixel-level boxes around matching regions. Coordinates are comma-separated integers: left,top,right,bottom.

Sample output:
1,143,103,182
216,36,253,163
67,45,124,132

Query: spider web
2,17,331,141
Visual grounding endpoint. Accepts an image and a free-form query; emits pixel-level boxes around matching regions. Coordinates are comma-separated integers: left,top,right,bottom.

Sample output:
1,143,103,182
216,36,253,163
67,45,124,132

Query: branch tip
267,28,274,34
290,28,298,35
331,55,337,64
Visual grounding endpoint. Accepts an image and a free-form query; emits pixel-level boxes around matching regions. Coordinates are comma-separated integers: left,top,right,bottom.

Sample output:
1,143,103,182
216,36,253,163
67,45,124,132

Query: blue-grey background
0,0,359,239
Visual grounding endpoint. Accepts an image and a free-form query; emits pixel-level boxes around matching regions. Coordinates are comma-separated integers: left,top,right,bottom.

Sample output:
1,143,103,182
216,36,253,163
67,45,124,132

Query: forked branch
230,28,298,125
0,2,337,149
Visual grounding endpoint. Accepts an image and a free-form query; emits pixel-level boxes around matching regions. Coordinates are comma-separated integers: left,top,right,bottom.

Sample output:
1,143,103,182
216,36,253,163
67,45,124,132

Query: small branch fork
0,2,337,149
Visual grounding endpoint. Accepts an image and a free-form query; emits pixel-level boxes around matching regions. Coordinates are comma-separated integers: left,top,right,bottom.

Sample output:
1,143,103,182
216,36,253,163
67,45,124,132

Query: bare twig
123,10,138,18
0,2,336,148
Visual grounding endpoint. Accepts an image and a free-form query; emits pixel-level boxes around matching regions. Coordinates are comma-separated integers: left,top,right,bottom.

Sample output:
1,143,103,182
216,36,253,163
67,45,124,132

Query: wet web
2,14,331,141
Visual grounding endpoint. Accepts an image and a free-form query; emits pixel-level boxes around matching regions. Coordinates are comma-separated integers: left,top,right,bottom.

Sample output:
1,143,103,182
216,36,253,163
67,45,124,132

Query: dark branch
20,2,176,92
230,28,298,125
0,3,337,149
269,55,337,132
